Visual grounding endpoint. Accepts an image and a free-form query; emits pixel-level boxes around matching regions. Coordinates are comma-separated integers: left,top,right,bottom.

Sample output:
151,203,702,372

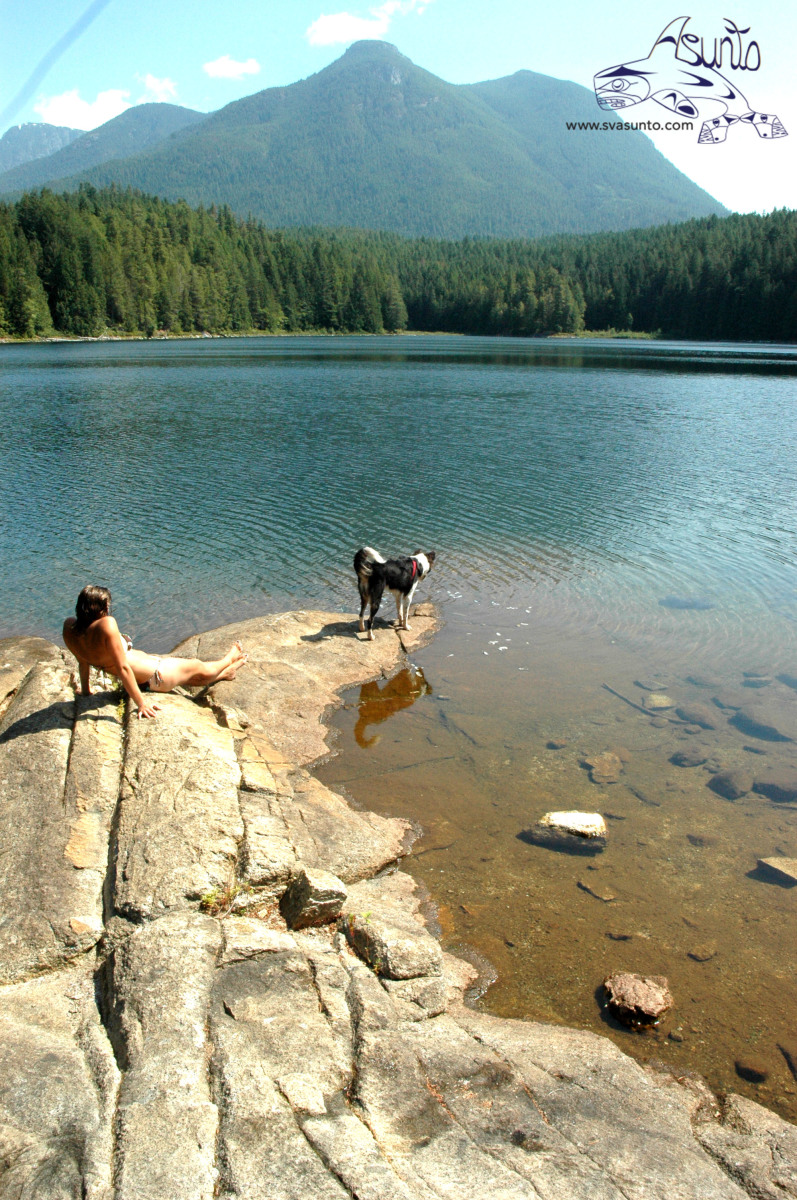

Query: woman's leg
147,643,247,692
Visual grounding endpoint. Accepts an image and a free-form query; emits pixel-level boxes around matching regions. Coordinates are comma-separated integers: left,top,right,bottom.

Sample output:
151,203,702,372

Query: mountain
0,123,82,174
0,104,206,194
0,43,725,236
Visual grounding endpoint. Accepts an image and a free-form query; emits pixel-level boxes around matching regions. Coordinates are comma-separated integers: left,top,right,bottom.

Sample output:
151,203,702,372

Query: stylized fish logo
594,16,787,143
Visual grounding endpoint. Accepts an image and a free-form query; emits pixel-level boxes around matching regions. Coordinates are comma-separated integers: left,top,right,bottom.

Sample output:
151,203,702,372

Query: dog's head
414,551,436,577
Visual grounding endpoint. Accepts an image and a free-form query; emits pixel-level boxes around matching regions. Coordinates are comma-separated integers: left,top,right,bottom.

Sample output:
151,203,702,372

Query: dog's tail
354,546,386,579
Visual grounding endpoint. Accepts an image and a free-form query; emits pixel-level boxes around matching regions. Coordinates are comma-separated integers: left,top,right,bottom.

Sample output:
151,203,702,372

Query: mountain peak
340,40,405,60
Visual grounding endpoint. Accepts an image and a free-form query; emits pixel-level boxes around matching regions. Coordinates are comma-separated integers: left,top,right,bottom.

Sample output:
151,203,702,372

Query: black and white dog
354,547,436,640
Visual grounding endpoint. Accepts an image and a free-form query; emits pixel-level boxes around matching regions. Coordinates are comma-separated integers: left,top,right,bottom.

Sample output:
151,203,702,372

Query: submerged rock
523,811,607,856
688,944,718,963
604,972,673,1026
708,769,753,800
635,675,673,692
659,595,715,611
577,879,617,902
645,692,676,710
671,747,709,768
540,811,607,838
583,751,623,784
757,857,797,886
735,1058,769,1084
732,702,797,742
752,771,797,803
675,703,717,729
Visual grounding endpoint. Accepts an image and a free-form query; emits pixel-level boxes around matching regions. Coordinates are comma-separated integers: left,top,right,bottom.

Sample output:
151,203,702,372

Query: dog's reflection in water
354,667,432,748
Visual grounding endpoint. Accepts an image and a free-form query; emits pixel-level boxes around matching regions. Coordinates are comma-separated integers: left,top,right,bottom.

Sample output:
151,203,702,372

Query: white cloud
203,55,261,80
34,88,131,130
138,74,178,103
306,0,432,47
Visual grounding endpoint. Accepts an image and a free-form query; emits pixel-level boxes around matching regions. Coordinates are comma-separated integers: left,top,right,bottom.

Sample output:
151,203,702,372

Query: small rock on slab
603,972,673,1026
280,867,348,929
708,769,753,800
756,858,797,886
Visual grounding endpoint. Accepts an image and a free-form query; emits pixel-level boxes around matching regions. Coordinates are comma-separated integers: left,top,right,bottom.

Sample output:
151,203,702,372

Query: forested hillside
1,186,795,342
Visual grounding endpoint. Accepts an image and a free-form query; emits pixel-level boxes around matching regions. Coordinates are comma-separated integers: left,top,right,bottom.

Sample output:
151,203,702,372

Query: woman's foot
215,643,248,681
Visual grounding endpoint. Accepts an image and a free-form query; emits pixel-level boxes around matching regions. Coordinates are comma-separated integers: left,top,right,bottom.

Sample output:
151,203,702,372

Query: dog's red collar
411,558,418,580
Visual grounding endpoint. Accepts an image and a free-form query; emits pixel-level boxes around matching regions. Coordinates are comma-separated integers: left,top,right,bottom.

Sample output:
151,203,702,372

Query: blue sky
1,0,794,214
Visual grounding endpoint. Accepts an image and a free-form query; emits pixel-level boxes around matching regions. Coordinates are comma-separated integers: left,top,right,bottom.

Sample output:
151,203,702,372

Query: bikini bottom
141,660,166,692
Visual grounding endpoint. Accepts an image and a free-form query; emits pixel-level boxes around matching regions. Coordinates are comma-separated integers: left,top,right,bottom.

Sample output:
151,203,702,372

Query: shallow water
2,334,797,1117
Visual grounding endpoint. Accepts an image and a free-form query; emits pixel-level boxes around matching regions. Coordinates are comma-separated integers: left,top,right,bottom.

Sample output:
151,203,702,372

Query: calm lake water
2,335,797,1116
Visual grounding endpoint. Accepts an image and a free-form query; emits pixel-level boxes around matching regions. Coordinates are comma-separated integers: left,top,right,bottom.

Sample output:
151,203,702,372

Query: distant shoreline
1,328,662,345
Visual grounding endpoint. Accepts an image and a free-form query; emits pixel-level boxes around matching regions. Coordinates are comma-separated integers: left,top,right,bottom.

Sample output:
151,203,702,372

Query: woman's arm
117,661,161,720
100,618,160,720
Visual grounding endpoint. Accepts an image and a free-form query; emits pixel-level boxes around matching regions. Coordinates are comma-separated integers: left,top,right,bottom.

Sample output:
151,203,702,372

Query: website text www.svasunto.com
565,119,694,132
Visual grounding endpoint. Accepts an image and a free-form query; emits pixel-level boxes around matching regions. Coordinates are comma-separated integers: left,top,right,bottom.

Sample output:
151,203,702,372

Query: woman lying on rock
63,585,247,719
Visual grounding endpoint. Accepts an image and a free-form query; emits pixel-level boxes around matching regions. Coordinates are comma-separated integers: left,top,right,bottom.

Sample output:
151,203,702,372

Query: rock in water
584,751,623,784
733,702,797,741
708,769,753,800
645,693,676,710
604,973,673,1026
523,811,607,856
659,595,715,610
671,747,709,768
757,858,797,886
675,703,717,729
540,811,608,838
752,771,797,803
735,1058,769,1084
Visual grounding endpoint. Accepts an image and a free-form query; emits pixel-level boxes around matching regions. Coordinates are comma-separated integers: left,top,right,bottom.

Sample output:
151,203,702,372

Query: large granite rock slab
104,912,222,1200
113,693,243,921
0,635,64,720
0,966,119,1199
0,661,121,982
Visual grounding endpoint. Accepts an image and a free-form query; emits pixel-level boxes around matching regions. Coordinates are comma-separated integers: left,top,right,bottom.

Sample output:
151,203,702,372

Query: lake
2,334,797,1117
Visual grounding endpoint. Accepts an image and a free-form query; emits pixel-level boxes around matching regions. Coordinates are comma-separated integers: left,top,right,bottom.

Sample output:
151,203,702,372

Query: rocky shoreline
1,608,796,1199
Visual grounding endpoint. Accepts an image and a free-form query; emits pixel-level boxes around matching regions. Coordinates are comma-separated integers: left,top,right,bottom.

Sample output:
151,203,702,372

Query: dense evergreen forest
1,185,795,341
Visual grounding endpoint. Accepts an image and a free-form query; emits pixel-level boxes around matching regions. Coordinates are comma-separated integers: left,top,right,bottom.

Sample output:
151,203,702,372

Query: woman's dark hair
74,585,111,632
